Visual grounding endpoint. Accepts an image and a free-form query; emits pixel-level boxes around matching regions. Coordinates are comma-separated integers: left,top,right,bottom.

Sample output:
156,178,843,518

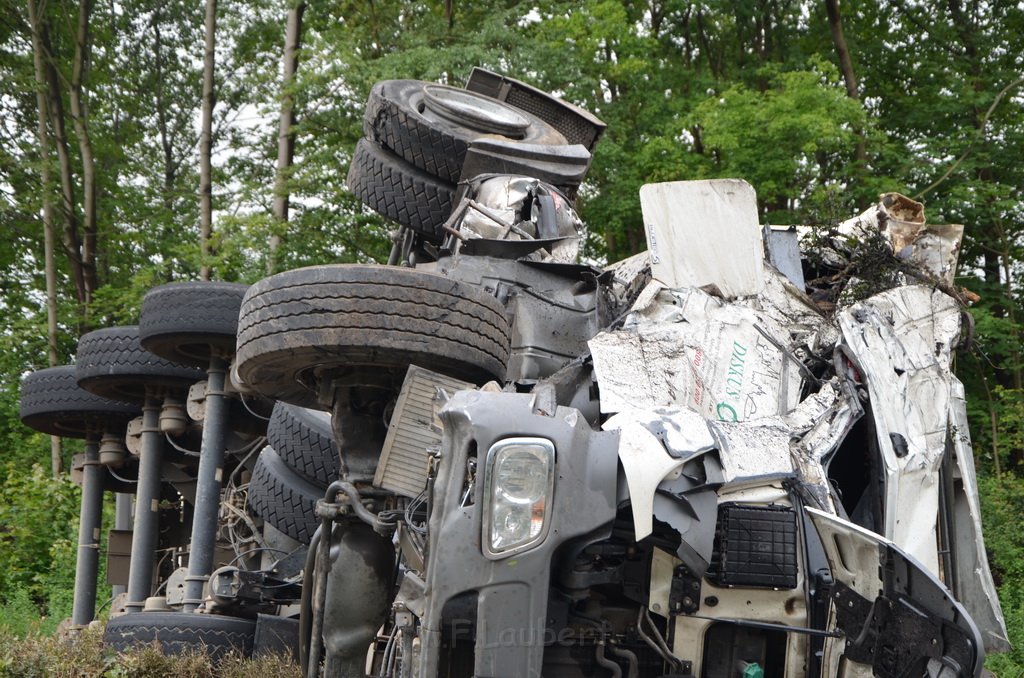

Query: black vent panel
709,504,798,589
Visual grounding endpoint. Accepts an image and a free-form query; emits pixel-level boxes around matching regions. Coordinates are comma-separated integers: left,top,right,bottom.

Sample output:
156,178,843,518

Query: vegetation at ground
0,624,300,677
1,0,1023,673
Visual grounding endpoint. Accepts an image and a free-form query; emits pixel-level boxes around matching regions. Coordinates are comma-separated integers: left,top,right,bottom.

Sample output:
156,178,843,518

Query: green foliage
978,473,1024,674
0,464,80,616
691,61,866,221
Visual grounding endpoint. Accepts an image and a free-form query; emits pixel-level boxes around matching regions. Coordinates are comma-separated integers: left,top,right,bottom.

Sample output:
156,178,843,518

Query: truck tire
363,79,567,183
20,365,140,438
75,326,205,404
104,611,255,660
248,445,323,544
267,401,339,485
235,264,510,408
346,138,455,243
139,281,250,367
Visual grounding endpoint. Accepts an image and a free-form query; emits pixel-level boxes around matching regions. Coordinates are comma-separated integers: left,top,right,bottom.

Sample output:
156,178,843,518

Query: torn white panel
706,419,794,483
589,284,803,420
837,193,963,285
605,250,650,289
606,406,716,461
737,266,825,355
791,380,860,513
908,223,964,285
604,418,684,540
605,404,815,486
838,285,961,574
708,386,846,485
639,179,765,297
948,379,1010,652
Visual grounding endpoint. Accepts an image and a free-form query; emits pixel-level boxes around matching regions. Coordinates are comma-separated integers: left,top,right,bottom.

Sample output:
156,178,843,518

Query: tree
199,0,217,281
268,0,306,274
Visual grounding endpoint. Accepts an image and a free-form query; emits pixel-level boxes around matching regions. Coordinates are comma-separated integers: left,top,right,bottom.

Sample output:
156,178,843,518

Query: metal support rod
70,438,104,627
182,356,230,611
111,492,132,598
125,392,163,612
307,504,335,678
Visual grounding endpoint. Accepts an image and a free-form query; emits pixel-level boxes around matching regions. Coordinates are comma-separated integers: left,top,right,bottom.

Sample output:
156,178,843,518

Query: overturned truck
21,69,1007,677
229,71,1009,677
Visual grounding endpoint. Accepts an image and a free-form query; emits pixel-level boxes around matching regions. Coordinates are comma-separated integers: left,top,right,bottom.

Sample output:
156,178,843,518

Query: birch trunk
69,0,98,305
199,0,216,281
27,0,63,476
268,1,305,274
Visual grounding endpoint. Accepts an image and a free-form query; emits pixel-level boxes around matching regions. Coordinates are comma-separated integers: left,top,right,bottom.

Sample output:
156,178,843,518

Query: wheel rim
422,85,530,137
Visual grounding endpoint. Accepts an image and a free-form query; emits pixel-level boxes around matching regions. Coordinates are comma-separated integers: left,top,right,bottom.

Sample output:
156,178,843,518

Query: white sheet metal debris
589,280,804,419
449,175,584,263
589,179,1007,652
838,285,961,571
948,379,1012,652
837,192,964,285
639,179,765,297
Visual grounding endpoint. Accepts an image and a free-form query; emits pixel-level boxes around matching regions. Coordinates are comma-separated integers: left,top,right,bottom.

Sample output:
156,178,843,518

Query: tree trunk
31,6,87,308
268,0,305,274
69,0,98,307
199,0,217,281
824,0,867,164
27,0,63,476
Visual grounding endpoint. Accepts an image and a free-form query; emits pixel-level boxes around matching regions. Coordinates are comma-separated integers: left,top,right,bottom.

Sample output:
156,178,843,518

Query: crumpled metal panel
838,192,964,285
947,380,1011,653
454,175,584,264
838,285,961,571
589,282,804,419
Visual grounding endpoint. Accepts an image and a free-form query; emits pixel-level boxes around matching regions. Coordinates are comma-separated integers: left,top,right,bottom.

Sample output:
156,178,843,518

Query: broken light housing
482,437,555,558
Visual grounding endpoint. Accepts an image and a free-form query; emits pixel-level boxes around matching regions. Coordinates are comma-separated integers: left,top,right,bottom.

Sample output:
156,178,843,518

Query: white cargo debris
948,380,1012,652
589,281,803,419
837,192,964,285
588,179,1007,652
838,285,960,570
639,179,765,297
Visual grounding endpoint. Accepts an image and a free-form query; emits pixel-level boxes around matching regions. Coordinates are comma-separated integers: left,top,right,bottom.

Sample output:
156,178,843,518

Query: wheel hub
422,85,530,138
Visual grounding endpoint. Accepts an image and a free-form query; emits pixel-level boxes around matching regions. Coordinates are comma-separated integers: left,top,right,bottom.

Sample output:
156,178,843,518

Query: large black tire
363,79,567,183
75,326,205,404
20,365,140,438
139,281,250,367
267,401,339,485
248,446,323,544
347,138,456,242
235,264,510,408
104,611,255,660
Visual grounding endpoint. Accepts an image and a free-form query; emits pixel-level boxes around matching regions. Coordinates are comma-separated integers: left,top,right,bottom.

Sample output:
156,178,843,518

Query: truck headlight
482,437,555,559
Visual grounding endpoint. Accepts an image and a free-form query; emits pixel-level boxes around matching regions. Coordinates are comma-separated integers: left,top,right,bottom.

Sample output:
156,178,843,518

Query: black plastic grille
708,504,799,589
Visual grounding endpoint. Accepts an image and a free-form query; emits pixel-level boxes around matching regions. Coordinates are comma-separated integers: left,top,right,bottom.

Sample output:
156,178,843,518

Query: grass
0,625,301,678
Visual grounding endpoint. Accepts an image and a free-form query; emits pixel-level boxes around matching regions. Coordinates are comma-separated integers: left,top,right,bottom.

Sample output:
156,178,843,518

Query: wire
403,489,428,535
165,432,200,456
239,393,272,421
164,431,268,458
225,546,289,568
383,628,400,677
107,466,138,484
